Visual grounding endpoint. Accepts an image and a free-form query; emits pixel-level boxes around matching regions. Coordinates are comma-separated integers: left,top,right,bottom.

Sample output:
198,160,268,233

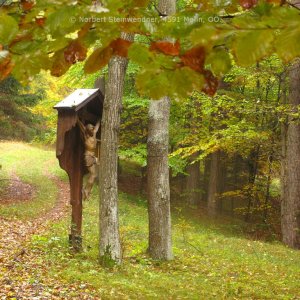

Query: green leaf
136,69,171,99
170,67,204,98
233,30,274,66
46,38,71,53
0,14,18,45
276,27,300,62
189,25,219,46
12,51,52,82
84,46,113,74
45,7,80,37
206,48,232,76
128,43,153,67
136,67,204,100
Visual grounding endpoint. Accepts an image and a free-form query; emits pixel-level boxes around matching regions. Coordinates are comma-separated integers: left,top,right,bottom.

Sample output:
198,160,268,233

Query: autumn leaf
110,38,133,57
21,0,34,11
35,17,46,27
77,23,92,39
150,40,180,56
64,40,87,64
202,70,219,96
180,46,206,72
51,50,72,77
0,53,14,80
84,46,113,74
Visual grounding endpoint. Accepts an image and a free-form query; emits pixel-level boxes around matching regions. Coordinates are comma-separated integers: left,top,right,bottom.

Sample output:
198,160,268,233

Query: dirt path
1,173,34,204
0,176,100,300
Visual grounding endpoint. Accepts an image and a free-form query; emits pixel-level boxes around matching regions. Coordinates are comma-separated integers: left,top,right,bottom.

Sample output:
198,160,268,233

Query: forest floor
0,141,300,299
0,142,100,299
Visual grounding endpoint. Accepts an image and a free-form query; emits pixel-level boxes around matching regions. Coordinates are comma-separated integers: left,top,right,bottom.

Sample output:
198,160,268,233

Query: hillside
0,142,299,299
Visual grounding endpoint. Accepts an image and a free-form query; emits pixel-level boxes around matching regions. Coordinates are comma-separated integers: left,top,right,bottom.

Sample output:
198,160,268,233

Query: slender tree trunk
263,150,273,223
202,156,211,202
281,59,300,249
244,147,259,222
207,151,220,215
147,0,175,262
99,33,133,264
186,153,201,205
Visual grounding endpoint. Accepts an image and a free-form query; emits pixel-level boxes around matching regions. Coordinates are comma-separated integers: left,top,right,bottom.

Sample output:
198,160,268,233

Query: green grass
32,192,300,299
0,141,66,218
1,142,300,299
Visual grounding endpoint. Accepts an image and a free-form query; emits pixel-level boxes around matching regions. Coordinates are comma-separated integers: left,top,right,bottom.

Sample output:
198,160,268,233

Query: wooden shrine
54,85,104,251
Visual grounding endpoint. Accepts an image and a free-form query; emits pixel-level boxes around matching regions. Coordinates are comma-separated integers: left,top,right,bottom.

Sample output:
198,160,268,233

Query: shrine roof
54,89,102,111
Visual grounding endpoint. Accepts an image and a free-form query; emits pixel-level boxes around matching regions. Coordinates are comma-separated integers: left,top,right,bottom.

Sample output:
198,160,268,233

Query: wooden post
56,111,84,252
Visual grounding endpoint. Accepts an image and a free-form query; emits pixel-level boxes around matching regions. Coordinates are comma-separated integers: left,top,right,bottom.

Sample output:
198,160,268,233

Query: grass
33,194,300,299
0,141,66,219
1,141,300,299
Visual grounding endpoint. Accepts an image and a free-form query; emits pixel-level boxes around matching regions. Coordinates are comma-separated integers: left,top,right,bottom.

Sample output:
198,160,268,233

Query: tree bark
147,97,173,260
146,0,175,261
99,33,133,264
207,151,220,216
281,59,300,249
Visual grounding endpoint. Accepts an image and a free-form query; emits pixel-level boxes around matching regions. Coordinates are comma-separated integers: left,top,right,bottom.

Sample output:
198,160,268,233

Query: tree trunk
207,151,220,216
147,0,175,261
186,153,201,205
99,33,133,264
147,97,173,260
281,59,300,249
245,147,260,222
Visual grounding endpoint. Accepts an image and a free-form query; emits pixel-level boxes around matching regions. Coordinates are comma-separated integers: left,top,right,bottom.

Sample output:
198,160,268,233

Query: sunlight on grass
0,141,64,219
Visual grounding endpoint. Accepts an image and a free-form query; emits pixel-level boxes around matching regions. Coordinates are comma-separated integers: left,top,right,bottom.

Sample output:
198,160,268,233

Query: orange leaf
64,40,87,64
51,50,72,77
21,0,34,11
150,40,180,56
110,38,133,57
35,17,46,27
0,55,14,81
180,46,206,72
78,23,92,39
202,70,219,96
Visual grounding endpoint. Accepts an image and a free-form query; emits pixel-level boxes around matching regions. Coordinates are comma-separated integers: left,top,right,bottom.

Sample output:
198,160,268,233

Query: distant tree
0,76,44,141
